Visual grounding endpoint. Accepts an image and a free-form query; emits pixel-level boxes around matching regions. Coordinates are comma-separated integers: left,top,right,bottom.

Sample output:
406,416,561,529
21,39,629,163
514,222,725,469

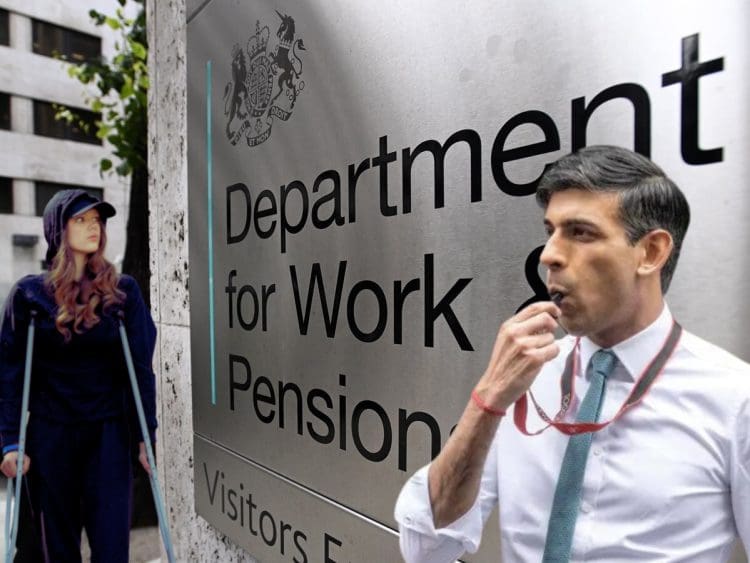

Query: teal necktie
542,349,616,563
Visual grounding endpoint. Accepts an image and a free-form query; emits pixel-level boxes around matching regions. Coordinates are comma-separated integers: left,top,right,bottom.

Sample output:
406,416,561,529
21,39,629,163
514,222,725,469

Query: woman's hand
138,442,151,475
1,451,30,478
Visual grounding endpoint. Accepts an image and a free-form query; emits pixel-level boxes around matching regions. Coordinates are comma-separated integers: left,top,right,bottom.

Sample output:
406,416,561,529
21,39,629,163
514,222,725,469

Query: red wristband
471,389,506,417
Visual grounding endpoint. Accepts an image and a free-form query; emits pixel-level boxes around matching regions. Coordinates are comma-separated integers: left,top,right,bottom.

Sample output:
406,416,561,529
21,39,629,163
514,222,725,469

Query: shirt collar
578,303,673,382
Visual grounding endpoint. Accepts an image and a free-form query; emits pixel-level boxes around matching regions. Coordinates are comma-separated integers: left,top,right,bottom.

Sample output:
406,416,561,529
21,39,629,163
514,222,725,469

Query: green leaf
120,79,134,99
96,124,112,140
54,107,73,123
72,4,147,181
115,161,131,176
131,41,147,61
89,10,105,25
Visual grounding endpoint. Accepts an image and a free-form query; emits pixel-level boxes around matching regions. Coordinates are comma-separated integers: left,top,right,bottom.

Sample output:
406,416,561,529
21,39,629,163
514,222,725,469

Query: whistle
549,291,567,335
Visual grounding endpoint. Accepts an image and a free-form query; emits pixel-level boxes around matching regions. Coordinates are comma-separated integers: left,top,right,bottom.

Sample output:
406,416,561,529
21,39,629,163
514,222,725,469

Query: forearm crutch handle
117,312,175,563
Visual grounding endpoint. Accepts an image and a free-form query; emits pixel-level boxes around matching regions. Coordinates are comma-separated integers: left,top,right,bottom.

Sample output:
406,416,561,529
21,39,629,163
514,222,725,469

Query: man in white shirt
395,145,750,562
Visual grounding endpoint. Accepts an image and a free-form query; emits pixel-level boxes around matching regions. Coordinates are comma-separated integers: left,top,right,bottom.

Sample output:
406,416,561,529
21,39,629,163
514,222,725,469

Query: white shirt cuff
394,464,485,554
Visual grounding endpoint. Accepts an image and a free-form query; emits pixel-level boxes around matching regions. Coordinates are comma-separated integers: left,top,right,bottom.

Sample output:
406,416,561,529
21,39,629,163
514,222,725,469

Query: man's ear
637,229,673,277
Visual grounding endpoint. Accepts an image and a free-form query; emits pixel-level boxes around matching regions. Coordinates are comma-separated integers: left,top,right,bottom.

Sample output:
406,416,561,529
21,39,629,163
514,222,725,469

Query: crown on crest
247,21,270,60
278,35,292,51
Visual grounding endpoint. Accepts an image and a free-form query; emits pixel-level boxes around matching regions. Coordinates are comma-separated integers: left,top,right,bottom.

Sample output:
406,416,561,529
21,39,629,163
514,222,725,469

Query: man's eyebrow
543,218,601,230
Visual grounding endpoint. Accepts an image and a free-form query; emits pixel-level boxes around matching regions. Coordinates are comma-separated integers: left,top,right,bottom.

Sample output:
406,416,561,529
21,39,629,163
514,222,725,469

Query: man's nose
540,234,564,270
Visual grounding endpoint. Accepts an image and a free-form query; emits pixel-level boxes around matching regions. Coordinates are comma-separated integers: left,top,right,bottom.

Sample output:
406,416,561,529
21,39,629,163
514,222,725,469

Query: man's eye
572,226,593,239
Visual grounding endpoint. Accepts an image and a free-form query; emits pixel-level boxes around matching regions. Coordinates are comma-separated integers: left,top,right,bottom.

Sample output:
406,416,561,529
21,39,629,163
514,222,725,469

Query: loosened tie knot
590,349,616,380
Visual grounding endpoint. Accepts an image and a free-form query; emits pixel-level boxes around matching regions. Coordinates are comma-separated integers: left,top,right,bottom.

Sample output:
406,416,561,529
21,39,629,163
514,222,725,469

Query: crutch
4,310,36,563
117,313,175,563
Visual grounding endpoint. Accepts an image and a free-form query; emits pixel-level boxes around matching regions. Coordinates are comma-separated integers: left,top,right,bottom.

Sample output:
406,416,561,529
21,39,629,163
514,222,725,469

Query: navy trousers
18,416,133,563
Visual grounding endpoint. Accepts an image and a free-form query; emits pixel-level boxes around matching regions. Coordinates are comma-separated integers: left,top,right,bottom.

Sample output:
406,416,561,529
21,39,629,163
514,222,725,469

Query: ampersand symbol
515,245,550,313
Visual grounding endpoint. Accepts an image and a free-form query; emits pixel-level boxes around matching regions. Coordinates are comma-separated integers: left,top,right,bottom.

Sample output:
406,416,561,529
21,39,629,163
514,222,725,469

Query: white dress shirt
395,304,750,562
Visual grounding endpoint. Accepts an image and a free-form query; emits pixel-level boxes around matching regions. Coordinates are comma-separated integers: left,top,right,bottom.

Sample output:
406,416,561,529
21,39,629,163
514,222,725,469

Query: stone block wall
147,0,253,559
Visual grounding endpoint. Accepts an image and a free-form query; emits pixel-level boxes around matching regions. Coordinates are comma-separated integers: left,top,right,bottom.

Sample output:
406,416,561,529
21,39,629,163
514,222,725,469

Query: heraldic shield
246,25,273,118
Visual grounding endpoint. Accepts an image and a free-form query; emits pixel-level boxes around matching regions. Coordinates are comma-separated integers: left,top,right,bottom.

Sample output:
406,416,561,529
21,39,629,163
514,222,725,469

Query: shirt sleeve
394,435,500,563
0,283,29,450
121,276,158,445
731,392,750,551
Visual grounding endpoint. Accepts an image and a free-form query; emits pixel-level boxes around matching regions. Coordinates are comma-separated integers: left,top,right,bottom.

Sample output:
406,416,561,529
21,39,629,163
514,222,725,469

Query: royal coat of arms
223,11,306,147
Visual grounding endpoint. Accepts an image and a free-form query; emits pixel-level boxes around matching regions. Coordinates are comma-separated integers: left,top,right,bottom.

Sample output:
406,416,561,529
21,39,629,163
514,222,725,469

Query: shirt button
581,502,592,514
404,515,413,524
593,448,602,456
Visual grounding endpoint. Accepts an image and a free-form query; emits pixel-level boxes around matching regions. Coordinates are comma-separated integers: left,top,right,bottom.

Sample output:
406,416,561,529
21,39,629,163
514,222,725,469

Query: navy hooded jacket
0,191,156,451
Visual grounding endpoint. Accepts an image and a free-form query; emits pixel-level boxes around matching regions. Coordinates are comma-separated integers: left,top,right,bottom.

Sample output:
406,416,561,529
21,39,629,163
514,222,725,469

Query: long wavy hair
44,225,125,342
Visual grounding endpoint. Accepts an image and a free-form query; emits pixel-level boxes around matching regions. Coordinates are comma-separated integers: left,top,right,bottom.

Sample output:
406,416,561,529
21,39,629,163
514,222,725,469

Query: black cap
42,189,117,268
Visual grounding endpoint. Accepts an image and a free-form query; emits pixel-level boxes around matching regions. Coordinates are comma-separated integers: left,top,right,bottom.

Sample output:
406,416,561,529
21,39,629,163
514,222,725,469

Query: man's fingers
513,300,561,323
525,341,560,363
481,304,562,406
518,312,558,336
519,331,556,350
499,312,557,348
497,305,559,345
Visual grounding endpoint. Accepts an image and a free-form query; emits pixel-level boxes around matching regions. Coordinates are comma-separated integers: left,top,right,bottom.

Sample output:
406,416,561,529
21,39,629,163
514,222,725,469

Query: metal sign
187,1,749,561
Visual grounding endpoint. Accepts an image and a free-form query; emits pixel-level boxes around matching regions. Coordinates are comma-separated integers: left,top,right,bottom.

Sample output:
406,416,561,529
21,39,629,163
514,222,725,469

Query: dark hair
536,145,690,293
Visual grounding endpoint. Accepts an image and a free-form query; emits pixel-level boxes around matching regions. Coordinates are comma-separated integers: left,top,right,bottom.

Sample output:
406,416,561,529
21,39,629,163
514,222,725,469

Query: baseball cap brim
65,196,116,222
71,200,116,220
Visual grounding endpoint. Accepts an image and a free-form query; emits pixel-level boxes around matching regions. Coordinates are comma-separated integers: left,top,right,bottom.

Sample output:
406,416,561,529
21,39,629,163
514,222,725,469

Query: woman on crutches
0,189,158,562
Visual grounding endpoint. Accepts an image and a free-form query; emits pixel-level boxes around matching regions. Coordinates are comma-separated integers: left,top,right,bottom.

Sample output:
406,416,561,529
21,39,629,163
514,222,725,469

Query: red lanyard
513,320,683,436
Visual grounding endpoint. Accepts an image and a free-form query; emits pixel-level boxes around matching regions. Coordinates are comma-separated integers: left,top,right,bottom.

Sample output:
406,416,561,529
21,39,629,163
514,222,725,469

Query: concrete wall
148,0,250,558
0,0,130,302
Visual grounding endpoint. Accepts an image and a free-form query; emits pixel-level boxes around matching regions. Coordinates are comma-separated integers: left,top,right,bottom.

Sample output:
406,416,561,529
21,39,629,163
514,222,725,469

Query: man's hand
138,442,151,475
1,451,30,478
474,301,561,412
427,301,561,528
